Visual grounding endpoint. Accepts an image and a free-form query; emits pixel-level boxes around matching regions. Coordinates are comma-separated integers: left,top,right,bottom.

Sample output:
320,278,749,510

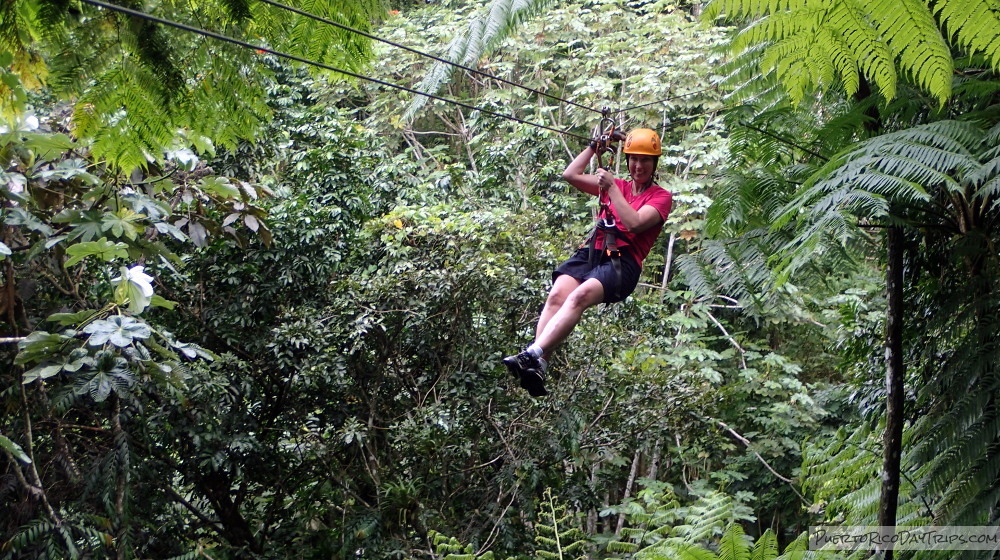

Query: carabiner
595,107,619,169
599,107,616,141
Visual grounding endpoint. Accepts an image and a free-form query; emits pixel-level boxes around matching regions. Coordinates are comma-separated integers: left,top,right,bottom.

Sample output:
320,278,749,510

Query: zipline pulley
591,107,625,230
592,107,625,169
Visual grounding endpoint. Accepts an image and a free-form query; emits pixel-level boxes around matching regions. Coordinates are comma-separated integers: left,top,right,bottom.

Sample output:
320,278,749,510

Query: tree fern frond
129,18,185,95
933,0,1000,71
718,523,751,560
915,409,1000,499
867,0,952,103
705,168,794,234
711,0,963,104
402,0,556,120
773,120,989,279
752,530,779,560
717,43,791,109
285,0,376,72
981,121,1000,151
534,488,587,560
952,75,1000,111
972,157,1000,201
1,0,34,59
909,391,994,472
935,448,1000,524
72,64,174,171
731,6,826,53
802,427,881,507
819,26,859,97
218,0,252,21
824,0,895,99
638,540,722,560
676,236,770,312
810,107,870,154
758,35,825,104
704,0,823,23
674,491,756,543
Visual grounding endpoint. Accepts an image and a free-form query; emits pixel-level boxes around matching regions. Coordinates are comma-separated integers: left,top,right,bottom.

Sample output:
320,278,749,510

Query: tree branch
19,383,62,525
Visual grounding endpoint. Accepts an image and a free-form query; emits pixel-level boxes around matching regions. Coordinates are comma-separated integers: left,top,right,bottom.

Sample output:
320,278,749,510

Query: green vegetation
2,0,1000,557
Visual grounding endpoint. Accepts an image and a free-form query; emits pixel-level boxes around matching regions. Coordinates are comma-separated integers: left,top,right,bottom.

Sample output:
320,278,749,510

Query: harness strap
582,220,623,301
603,227,622,302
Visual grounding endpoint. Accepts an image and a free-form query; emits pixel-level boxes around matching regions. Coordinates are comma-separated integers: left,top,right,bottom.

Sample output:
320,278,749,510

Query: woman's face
628,154,657,185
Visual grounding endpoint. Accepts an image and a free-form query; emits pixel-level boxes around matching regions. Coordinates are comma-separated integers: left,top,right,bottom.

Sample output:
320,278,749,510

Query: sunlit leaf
0,434,30,464
83,316,153,347
64,237,129,267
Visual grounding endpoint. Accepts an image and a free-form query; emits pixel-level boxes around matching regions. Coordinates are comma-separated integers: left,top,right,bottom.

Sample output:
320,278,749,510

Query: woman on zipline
503,128,673,397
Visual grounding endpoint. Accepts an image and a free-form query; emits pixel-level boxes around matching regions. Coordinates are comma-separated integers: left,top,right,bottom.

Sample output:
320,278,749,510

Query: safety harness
583,109,626,301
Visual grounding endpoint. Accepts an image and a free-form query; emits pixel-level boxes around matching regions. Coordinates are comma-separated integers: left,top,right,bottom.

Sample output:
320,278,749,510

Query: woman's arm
561,147,601,196
598,169,663,233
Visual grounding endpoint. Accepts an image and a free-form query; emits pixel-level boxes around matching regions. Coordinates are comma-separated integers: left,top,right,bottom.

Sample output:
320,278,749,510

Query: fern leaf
866,0,952,103
826,0,895,99
933,0,1000,71
718,524,750,560
639,541,722,560
402,0,557,120
752,529,779,560
778,532,808,556
711,0,961,103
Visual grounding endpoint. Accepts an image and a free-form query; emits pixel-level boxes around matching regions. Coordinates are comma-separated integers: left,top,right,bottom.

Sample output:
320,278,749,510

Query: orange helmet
623,128,661,156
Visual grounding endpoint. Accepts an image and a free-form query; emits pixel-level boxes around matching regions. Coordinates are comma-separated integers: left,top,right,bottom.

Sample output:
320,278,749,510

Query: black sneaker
502,352,548,397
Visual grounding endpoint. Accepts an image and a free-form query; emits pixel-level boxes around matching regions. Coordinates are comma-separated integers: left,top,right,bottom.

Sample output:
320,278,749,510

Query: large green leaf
56,210,107,242
82,316,153,347
21,363,63,384
0,434,31,464
100,209,145,240
73,351,134,402
34,157,100,184
63,237,129,267
0,131,75,160
4,207,55,236
15,331,73,366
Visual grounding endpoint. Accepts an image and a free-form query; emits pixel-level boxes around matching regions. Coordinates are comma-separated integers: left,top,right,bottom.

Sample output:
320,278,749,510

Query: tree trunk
662,232,676,292
616,449,642,535
647,438,662,480
878,225,905,560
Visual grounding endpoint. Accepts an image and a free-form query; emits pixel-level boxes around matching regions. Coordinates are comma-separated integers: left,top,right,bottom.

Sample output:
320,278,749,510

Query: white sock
526,343,544,358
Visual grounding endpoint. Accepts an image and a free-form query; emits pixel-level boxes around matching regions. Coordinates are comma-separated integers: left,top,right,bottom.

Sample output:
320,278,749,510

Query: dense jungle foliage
3,0,1000,558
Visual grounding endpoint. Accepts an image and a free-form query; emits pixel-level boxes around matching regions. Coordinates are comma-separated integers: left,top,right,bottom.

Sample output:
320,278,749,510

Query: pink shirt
596,178,672,266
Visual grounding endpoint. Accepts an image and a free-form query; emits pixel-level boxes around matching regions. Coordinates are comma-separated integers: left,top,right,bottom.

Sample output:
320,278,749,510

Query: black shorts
553,248,641,304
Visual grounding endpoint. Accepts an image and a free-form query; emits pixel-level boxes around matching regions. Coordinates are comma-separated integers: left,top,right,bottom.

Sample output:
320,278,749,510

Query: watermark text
809,526,1000,551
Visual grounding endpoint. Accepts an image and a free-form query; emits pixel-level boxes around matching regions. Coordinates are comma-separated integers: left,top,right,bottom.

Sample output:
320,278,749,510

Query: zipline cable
260,0,718,118
257,0,603,115
619,85,718,113
81,0,592,142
